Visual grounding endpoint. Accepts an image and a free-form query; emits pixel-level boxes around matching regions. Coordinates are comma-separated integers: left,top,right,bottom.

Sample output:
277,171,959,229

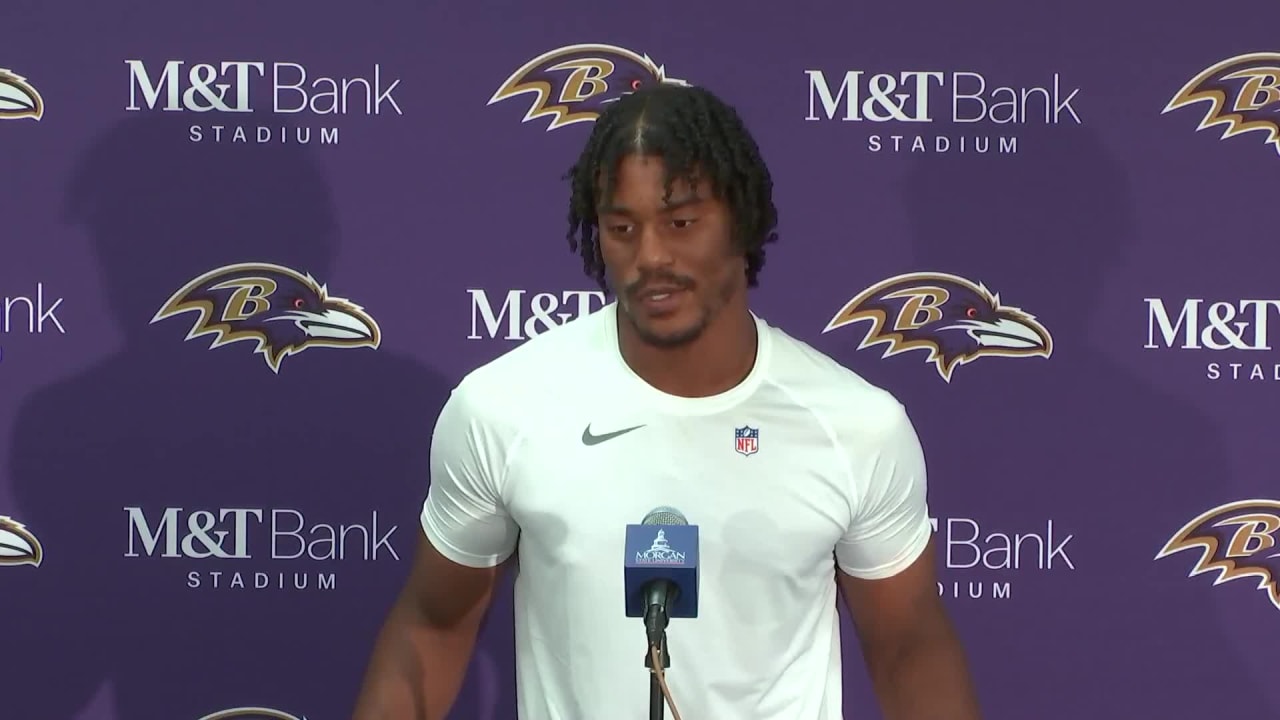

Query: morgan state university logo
152,262,380,373
488,43,688,130
0,515,43,567
823,272,1052,382
1157,499,1280,613
0,68,43,121
1164,52,1280,156
197,708,305,720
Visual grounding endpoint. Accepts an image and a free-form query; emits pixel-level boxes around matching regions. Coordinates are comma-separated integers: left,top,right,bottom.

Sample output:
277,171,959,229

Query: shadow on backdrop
3,111,512,720
823,123,1271,717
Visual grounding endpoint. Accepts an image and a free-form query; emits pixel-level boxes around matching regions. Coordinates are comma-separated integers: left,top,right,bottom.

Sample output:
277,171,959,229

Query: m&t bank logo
930,515,1076,600
803,67,1082,155
124,506,400,592
124,59,403,146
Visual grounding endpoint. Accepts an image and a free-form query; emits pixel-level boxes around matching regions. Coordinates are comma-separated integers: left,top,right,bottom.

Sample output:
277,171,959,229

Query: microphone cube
623,523,699,618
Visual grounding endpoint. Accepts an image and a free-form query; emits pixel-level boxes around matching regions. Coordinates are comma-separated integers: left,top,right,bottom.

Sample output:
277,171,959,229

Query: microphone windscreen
642,506,688,526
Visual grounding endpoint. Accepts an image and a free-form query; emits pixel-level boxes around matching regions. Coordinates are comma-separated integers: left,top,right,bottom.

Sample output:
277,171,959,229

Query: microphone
624,506,700,646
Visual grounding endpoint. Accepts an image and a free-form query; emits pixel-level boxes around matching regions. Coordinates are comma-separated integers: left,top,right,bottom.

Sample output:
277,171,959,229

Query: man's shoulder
761,317,910,441
452,308,609,417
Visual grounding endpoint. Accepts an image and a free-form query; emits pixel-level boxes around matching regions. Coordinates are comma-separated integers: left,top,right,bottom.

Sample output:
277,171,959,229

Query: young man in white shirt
353,83,981,720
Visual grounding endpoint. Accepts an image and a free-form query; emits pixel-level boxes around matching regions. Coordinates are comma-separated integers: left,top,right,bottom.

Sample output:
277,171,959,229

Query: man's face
596,154,744,348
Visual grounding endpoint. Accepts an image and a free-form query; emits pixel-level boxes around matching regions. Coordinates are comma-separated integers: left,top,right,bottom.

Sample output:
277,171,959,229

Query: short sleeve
835,403,932,580
420,381,520,568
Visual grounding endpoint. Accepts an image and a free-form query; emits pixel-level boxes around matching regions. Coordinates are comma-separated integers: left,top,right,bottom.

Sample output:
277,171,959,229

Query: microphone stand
644,629,670,720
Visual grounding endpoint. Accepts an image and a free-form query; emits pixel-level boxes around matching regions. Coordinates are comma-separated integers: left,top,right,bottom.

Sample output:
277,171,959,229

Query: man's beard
621,304,709,348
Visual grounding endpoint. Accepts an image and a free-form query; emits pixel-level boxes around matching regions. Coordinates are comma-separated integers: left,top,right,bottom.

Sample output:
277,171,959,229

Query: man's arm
352,382,520,720
352,534,507,720
838,540,980,719
834,402,981,720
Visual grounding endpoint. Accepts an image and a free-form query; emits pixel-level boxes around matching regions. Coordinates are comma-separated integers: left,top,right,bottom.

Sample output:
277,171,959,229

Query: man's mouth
638,287,684,301
634,286,688,313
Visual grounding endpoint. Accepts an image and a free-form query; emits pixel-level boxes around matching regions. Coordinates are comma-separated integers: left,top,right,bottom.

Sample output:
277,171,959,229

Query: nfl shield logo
734,426,759,456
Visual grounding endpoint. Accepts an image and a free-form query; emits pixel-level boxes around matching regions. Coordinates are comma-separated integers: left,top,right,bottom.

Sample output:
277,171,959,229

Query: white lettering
270,509,398,561
126,60,262,112
804,70,939,122
126,507,396,563
1205,361,1280,381
186,570,337,590
937,580,1012,599
866,134,1017,154
189,125,339,145
943,518,1075,570
806,70,1079,125
125,507,259,559
126,59,183,111
126,60,400,116
635,549,687,564
272,62,401,115
928,517,1067,600
467,288,607,340
951,72,1080,124
1,283,65,334
1145,298,1279,351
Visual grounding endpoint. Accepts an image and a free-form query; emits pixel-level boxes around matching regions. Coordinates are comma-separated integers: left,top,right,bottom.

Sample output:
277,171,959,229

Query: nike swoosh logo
581,424,645,446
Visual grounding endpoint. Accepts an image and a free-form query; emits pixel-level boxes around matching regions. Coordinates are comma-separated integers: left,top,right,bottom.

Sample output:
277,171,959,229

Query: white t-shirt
421,302,932,720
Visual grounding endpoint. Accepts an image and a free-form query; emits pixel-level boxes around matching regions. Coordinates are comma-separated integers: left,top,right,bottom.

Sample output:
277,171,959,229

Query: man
352,83,981,719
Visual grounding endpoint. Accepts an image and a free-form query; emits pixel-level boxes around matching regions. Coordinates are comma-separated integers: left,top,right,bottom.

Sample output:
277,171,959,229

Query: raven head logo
196,708,306,720
0,515,42,567
823,272,1052,382
152,262,380,373
1156,499,1280,612
0,68,43,120
1164,51,1280,156
488,43,688,130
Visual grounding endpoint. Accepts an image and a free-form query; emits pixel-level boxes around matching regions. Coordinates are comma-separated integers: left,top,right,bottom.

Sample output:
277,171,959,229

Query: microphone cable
649,643,684,720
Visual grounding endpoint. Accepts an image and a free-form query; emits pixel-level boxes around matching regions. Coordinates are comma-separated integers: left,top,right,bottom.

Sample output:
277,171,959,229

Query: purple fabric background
3,1,1279,717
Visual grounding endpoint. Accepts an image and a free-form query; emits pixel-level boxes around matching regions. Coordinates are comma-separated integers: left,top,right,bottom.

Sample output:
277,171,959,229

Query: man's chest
502,415,853,579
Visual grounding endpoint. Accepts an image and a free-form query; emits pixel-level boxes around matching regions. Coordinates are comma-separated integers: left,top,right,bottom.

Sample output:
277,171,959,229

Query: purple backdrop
3,1,1280,718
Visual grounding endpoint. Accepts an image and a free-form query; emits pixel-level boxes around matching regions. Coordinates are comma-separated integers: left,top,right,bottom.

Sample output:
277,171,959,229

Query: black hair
564,83,779,291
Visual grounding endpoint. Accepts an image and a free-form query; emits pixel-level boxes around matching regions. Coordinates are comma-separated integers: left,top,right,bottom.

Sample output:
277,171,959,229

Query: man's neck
618,304,758,398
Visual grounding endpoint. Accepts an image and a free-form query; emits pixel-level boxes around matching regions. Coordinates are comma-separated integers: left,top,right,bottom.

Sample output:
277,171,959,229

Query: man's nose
635,226,674,269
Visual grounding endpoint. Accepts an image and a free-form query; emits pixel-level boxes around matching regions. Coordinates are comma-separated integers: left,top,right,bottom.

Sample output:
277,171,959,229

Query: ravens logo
0,67,43,121
1156,499,1280,613
151,262,380,373
488,43,688,131
196,708,305,720
1164,51,1280,156
823,271,1052,382
0,515,42,567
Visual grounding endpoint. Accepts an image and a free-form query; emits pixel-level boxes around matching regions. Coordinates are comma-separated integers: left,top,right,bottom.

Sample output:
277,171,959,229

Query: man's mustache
625,273,694,296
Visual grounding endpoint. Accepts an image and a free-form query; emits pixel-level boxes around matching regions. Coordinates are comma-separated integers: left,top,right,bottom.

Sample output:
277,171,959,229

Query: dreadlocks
564,83,779,291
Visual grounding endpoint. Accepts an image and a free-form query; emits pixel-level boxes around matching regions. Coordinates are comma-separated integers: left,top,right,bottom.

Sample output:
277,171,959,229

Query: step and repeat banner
2,2,1278,718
